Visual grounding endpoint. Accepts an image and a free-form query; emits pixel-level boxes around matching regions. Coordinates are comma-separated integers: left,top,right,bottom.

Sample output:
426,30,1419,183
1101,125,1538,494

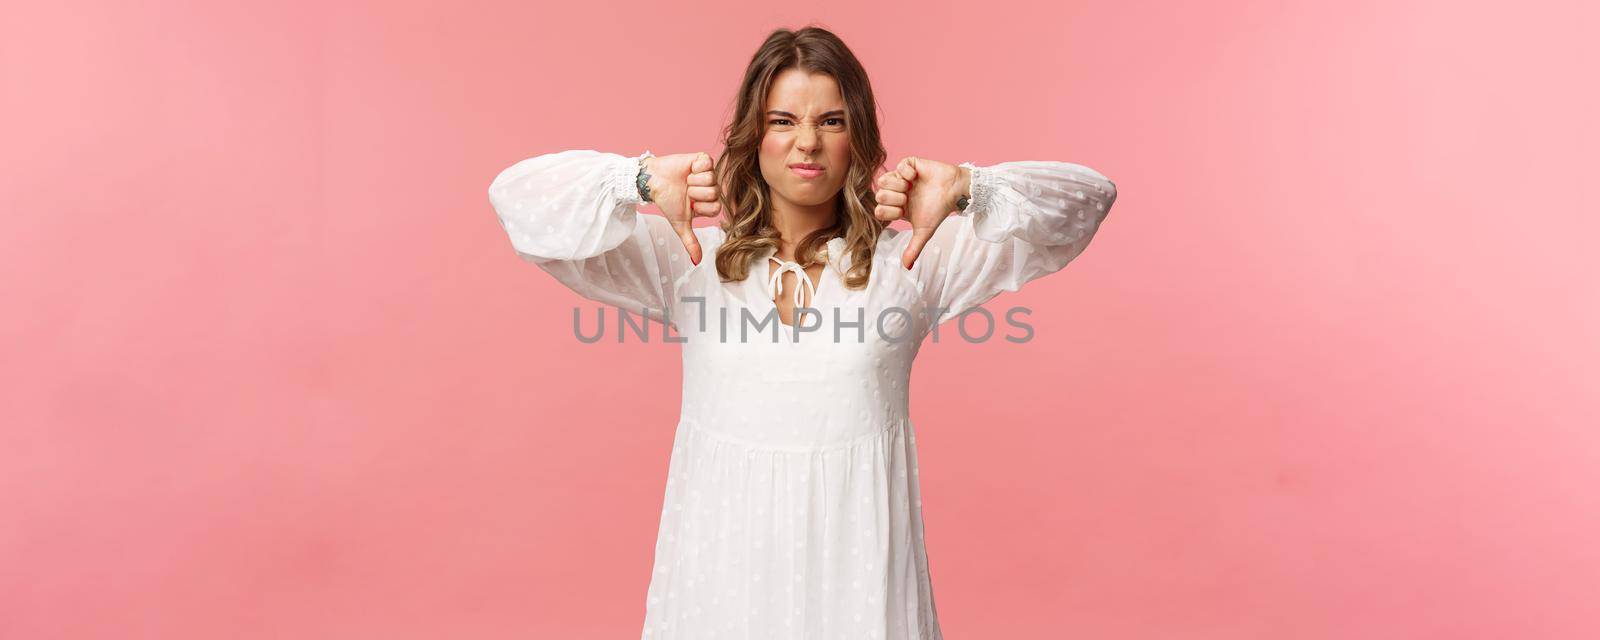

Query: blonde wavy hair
712,26,888,290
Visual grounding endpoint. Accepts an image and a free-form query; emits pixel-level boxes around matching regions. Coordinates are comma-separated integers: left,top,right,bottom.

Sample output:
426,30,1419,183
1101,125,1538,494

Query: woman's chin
779,185,839,204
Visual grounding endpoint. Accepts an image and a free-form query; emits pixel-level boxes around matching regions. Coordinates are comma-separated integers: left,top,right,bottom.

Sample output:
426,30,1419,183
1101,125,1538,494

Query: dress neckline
758,237,844,334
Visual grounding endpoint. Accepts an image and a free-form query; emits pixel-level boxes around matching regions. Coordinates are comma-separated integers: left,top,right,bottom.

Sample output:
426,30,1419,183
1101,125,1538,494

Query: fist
645,152,723,265
873,156,971,270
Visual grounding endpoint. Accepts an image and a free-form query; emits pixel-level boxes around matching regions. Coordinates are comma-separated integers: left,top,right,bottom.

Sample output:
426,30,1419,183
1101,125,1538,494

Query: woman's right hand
644,152,722,265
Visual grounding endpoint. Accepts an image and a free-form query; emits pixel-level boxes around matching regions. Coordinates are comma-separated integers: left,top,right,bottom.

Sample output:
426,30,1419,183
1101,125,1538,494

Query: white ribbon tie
767,255,818,310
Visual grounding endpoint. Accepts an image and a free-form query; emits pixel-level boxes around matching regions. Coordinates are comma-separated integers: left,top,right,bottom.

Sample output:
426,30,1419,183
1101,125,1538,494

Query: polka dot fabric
488,149,1117,639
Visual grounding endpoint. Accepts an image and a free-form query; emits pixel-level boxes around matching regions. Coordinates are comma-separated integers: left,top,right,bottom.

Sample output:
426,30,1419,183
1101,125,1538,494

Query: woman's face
758,68,852,213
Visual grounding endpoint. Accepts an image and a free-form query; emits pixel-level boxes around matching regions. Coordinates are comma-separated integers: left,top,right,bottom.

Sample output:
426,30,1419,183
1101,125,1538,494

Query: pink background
4,0,1597,638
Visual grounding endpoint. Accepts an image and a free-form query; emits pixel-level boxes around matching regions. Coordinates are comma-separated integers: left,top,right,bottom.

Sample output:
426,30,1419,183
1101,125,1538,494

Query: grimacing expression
758,68,853,211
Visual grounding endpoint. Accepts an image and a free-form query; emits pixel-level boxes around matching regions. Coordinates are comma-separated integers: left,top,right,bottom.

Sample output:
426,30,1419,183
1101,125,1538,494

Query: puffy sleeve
487,149,708,325
897,160,1118,326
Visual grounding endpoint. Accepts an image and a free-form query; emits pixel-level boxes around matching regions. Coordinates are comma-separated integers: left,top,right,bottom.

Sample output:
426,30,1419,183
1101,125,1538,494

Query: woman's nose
796,128,819,152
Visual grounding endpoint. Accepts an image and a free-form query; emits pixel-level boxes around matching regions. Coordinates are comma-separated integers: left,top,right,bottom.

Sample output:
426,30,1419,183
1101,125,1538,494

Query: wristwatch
956,193,970,211
636,154,654,203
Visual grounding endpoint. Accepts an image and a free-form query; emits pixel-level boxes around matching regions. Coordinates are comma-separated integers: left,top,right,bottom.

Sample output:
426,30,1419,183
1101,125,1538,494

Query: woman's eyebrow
765,110,846,118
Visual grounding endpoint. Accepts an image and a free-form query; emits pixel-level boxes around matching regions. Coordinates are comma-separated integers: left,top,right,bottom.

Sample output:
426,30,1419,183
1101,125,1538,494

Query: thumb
691,152,712,173
901,226,934,271
671,191,702,265
676,223,702,266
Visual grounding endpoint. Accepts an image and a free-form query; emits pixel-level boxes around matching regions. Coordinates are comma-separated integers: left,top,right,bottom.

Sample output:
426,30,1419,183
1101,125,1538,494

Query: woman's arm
487,149,717,325
878,157,1118,327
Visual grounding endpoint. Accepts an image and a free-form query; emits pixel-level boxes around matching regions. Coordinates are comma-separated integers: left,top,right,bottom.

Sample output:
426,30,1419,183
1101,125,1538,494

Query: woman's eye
770,119,791,126
826,118,844,126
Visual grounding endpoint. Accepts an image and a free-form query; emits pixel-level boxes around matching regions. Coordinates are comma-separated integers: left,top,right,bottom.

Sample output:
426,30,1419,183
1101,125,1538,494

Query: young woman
487,26,1117,640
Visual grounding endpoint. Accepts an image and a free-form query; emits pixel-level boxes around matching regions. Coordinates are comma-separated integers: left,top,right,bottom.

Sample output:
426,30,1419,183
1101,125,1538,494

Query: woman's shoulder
873,225,916,255
693,224,727,248
690,225,729,265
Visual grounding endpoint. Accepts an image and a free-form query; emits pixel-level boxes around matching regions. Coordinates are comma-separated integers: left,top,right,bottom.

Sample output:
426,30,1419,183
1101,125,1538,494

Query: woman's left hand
873,156,971,270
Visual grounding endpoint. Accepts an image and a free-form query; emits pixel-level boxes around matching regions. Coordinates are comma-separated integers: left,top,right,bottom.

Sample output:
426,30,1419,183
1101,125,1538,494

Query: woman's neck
770,196,837,258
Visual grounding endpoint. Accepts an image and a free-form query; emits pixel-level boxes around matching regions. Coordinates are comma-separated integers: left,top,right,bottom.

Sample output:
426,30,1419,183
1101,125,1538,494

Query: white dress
487,149,1117,640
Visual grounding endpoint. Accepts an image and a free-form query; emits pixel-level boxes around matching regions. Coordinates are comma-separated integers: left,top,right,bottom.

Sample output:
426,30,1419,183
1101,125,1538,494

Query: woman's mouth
789,164,825,179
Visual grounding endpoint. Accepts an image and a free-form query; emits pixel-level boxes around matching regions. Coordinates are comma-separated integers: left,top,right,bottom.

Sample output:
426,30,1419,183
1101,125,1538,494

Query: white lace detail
612,149,653,204
957,161,996,216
